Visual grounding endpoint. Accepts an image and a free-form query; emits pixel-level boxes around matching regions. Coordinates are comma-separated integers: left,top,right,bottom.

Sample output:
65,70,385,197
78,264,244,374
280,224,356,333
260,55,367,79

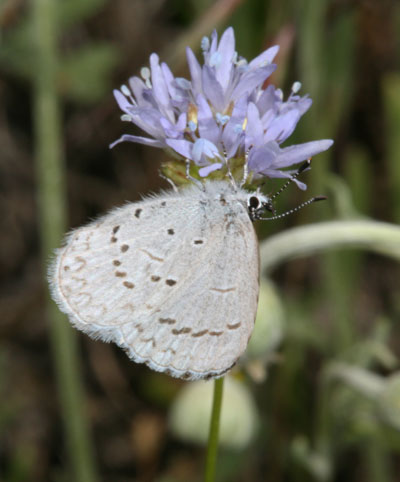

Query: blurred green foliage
0,0,117,103
1,0,400,481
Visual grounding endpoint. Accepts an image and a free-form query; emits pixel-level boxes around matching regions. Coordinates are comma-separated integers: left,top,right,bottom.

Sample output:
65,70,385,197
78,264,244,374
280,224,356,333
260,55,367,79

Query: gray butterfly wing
50,187,259,380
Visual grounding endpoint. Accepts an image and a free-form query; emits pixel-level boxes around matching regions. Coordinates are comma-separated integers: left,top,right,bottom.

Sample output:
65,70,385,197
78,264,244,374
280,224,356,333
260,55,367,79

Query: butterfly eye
248,196,260,209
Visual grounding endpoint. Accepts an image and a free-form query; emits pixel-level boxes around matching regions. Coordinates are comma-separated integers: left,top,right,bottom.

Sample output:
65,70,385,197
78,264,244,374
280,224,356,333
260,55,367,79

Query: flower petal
259,169,307,190
110,134,164,149
199,163,223,177
274,139,334,168
128,108,166,138
256,85,278,116
202,66,225,112
196,94,219,145
165,138,193,160
160,113,187,138
248,143,280,172
246,102,264,149
221,96,248,158
161,62,186,104
186,47,203,95
192,138,221,163
128,76,152,108
263,110,301,143
248,45,279,69
232,64,276,101
113,89,132,114
150,53,174,122
216,26,235,91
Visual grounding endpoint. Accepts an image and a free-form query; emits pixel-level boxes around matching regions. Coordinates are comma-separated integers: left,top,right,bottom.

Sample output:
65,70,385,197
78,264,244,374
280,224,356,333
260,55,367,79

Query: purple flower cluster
111,27,333,188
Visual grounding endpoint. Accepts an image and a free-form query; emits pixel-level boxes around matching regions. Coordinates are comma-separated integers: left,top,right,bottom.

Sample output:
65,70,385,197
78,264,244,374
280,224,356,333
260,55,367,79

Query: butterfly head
247,192,274,221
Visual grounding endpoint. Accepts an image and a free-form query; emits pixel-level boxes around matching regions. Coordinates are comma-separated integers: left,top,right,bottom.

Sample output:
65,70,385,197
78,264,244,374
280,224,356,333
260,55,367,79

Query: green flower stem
32,0,97,480
260,220,400,273
205,377,225,482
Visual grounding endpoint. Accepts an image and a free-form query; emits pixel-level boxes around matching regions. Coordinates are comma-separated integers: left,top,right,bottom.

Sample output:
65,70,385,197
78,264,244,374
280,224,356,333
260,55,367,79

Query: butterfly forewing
50,182,260,380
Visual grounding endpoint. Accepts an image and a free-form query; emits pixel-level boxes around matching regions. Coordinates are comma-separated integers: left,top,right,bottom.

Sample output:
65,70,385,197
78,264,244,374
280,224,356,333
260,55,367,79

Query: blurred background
1,0,400,481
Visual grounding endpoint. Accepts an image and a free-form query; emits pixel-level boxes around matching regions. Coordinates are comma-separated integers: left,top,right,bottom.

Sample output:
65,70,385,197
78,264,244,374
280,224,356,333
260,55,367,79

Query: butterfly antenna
239,147,251,188
258,195,327,221
186,159,204,190
269,159,311,201
158,171,178,192
221,145,237,190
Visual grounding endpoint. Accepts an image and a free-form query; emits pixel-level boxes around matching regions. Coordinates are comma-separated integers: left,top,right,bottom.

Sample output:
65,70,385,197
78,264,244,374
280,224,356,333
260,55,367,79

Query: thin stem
204,377,225,482
32,0,97,480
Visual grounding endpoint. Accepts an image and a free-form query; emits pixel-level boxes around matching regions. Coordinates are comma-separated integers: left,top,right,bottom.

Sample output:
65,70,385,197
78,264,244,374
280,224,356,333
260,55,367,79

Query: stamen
121,84,131,97
216,113,230,126
236,58,248,70
291,81,302,94
140,67,152,88
188,121,197,132
188,103,198,125
201,36,210,52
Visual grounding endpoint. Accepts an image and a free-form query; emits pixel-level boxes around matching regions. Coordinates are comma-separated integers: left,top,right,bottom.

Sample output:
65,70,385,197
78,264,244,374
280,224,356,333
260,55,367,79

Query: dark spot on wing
161,201,166,207
209,330,223,336
113,225,120,234
110,236,117,243
113,260,121,266
172,327,192,335
151,275,161,282
121,244,129,252
63,265,70,271
227,322,241,330
159,317,176,324
135,208,142,218
192,329,208,337
167,228,174,235
123,281,135,289
166,279,177,286
115,271,127,277
194,239,203,245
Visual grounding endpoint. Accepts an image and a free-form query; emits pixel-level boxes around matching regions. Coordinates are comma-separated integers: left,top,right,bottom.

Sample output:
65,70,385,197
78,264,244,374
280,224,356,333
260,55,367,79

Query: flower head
111,27,333,188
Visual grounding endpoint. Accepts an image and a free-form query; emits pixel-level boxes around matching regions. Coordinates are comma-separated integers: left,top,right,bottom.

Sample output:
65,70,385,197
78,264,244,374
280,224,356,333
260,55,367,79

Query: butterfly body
49,181,260,380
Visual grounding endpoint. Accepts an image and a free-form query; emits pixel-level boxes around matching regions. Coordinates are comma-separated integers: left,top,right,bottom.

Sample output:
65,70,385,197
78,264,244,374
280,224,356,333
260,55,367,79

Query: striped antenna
258,196,327,221
269,159,311,201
